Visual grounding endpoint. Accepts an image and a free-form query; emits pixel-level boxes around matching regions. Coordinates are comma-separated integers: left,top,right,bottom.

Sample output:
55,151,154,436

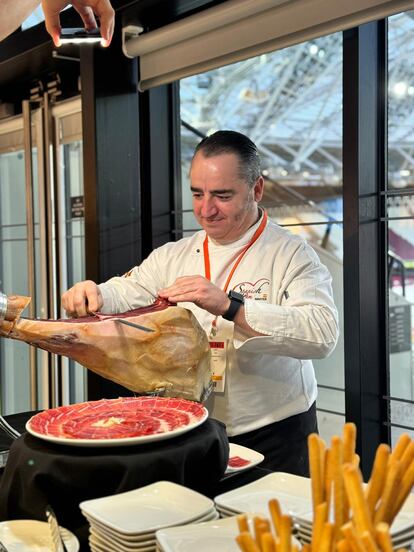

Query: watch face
229,290,244,303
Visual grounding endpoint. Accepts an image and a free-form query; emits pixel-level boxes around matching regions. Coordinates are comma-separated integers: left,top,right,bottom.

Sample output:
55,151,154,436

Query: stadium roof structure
180,11,414,194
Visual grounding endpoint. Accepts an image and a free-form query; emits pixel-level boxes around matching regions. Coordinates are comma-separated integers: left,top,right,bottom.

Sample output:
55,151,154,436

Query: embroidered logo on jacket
233,278,270,301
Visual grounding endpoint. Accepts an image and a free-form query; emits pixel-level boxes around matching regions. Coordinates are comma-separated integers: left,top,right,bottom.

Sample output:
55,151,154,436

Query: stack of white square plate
80,481,218,552
156,514,301,551
214,472,312,519
215,472,414,549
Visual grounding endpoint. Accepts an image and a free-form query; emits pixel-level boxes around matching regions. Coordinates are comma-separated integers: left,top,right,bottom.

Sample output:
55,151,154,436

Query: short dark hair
193,130,261,187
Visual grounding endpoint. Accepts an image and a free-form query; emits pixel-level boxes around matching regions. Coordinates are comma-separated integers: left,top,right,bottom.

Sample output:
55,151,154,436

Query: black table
0,416,229,552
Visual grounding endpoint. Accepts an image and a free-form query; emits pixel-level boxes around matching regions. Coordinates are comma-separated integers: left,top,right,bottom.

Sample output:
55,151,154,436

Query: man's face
190,152,264,244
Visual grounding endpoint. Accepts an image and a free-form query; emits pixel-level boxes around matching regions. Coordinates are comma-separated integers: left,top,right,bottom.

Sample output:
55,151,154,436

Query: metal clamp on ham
0,292,7,323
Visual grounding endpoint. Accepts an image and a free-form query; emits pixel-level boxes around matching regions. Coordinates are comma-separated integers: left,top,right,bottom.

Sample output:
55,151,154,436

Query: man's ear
254,176,264,202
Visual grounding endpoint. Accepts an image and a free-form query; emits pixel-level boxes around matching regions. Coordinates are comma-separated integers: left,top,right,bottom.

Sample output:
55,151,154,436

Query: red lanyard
203,210,268,292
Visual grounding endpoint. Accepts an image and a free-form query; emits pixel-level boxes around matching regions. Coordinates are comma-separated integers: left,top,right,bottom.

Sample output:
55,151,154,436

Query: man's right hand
61,280,103,317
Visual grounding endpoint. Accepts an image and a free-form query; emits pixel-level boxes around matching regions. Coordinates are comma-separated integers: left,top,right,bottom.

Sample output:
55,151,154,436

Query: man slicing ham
62,130,339,476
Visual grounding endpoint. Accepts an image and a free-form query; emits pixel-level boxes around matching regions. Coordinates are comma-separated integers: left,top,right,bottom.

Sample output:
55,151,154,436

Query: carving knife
114,318,155,333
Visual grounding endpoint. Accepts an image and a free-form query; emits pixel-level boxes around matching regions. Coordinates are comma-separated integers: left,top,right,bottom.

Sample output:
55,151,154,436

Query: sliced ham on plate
26,396,208,447
225,443,265,474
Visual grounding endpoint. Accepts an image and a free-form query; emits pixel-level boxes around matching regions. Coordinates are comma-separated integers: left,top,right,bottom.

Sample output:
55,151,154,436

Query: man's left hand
159,276,230,316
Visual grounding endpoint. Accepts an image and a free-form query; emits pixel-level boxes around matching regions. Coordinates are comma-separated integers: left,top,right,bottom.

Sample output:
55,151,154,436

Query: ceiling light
393,82,407,97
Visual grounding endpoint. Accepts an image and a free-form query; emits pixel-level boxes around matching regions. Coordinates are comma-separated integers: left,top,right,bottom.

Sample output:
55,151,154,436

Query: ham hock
0,295,212,402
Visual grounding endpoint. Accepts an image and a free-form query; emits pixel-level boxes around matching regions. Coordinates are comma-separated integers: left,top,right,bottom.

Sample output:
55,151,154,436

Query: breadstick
301,544,312,552
269,499,282,536
340,521,366,552
331,436,346,532
374,459,401,525
341,423,356,526
254,517,271,547
278,514,292,552
390,433,411,462
324,449,333,514
311,501,328,551
319,437,327,478
365,444,390,516
319,521,334,552
399,440,414,473
236,532,261,552
375,522,393,552
353,453,360,468
361,531,379,552
390,456,414,523
261,532,277,552
336,539,353,552
309,433,324,511
342,464,375,537
343,423,357,464
238,514,250,534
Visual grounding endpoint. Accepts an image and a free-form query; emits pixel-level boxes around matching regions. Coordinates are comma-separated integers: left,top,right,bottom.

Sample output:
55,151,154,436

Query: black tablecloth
0,417,229,551
0,411,38,451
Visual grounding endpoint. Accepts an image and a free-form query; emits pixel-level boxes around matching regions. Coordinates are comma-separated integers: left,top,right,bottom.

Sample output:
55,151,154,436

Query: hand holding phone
59,27,102,45
41,0,114,47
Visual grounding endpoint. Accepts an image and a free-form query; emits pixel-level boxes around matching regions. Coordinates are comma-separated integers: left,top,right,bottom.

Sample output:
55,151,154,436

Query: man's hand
159,276,231,316
41,0,115,47
61,280,103,317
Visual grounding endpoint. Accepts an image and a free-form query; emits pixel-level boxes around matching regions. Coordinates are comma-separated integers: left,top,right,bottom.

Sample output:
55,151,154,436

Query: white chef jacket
99,212,339,436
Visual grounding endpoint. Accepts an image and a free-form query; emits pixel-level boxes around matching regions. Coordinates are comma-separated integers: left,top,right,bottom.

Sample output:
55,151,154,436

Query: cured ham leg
0,295,212,402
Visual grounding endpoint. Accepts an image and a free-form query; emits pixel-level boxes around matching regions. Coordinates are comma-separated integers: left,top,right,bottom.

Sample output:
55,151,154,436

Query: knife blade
114,318,155,333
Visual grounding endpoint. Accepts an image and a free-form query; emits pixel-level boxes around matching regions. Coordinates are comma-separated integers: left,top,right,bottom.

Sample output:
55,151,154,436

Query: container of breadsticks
235,424,414,552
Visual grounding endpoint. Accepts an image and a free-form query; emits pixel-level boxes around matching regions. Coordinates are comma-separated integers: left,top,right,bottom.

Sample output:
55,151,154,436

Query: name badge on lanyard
209,337,228,393
203,210,268,395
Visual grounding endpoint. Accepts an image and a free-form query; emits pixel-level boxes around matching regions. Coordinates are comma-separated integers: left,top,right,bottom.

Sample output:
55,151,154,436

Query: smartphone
59,27,102,45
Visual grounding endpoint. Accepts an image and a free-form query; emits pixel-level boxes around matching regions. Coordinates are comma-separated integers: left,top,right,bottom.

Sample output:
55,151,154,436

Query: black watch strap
222,291,244,321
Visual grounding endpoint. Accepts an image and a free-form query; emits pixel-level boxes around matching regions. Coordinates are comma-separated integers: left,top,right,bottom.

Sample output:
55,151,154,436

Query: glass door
52,100,86,405
0,97,85,415
0,116,33,414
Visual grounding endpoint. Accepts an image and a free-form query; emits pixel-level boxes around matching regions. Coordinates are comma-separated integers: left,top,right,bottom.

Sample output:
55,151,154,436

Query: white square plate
0,520,79,552
90,529,155,552
215,472,312,519
86,508,219,543
156,515,301,552
225,444,264,474
80,481,213,534
89,535,155,552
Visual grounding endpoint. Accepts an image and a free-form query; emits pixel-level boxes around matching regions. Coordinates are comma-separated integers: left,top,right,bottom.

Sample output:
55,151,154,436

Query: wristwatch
222,290,245,321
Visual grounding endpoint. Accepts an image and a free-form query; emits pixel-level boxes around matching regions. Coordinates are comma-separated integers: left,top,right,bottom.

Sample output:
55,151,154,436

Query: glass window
21,7,45,31
179,33,344,442
388,12,414,192
387,13,414,445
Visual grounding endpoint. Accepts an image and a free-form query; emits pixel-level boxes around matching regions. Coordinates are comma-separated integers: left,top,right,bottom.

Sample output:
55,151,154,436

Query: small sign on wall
71,196,84,218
